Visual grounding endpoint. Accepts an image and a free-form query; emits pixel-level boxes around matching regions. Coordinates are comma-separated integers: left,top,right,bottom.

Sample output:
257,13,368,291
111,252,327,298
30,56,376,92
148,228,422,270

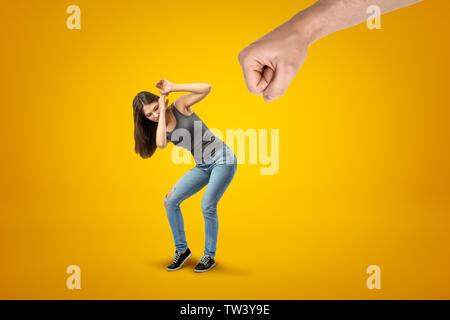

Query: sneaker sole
194,262,216,273
166,252,192,271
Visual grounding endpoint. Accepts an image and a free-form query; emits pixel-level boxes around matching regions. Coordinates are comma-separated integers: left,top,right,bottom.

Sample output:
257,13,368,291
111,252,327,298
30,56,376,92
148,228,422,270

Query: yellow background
1,0,448,299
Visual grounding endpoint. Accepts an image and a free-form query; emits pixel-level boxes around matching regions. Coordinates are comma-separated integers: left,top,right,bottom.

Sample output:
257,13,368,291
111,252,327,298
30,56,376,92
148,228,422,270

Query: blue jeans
164,144,237,258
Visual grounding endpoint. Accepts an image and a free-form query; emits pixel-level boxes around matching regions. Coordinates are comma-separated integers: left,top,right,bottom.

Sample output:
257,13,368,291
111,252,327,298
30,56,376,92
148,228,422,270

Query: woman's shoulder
172,100,194,117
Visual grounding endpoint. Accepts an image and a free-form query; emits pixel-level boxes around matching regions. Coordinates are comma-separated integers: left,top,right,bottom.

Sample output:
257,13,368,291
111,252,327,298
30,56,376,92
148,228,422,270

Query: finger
262,66,274,86
239,56,269,96
263,61,298,102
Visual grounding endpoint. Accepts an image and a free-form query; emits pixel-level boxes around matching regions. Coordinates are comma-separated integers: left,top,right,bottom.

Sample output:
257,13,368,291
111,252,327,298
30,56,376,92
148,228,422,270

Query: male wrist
288,2,331,46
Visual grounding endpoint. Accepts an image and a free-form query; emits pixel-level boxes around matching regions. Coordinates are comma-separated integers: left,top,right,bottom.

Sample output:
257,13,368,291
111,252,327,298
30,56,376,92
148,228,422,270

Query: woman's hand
156,79,174,95
158,93,170,112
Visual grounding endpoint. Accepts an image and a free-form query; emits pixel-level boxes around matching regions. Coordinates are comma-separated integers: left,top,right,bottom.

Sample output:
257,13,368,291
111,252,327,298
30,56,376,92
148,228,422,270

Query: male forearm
171,83,211,94
289,0,423,45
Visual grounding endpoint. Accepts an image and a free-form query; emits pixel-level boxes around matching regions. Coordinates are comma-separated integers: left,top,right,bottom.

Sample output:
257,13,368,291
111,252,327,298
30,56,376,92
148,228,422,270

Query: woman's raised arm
156,80,212,111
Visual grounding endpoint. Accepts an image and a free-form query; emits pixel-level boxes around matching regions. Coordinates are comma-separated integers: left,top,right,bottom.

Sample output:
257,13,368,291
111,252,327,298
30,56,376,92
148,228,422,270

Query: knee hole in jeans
164,187,175,208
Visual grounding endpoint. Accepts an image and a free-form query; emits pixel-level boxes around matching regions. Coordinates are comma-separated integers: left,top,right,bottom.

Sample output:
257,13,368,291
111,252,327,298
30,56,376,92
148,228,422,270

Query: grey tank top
166,103,224,164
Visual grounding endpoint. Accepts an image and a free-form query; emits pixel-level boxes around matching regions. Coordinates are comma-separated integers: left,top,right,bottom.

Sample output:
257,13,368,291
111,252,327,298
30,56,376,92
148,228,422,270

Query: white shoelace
172,252,181,263
199,255,211,265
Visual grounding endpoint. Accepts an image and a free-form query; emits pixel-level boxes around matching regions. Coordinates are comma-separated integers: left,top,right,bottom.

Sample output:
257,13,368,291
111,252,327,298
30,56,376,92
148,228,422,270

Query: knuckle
250,89,262,96
269,86,285,97
238,49,250,63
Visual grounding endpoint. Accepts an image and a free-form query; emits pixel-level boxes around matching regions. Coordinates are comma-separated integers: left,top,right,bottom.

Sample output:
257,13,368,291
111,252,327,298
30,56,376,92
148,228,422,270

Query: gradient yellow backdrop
1,0,448,299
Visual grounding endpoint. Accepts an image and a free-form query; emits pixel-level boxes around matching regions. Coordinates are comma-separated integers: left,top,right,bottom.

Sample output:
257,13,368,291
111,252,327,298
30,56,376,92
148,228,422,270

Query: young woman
132,80,237,273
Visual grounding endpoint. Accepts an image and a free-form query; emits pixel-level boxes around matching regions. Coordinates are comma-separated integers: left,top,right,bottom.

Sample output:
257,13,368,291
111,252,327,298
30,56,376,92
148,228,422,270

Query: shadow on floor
142,256,250,276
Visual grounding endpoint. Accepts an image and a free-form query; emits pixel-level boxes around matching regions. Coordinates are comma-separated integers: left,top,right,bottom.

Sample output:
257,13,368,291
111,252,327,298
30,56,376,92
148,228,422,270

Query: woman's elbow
156,141,168,149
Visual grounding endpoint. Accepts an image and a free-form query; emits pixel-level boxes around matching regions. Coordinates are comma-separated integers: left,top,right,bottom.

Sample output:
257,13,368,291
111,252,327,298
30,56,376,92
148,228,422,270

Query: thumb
263,61,297,102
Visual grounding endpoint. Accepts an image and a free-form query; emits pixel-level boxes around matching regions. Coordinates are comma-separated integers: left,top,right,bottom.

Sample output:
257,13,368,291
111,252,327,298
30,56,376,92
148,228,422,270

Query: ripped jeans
164,145,237,257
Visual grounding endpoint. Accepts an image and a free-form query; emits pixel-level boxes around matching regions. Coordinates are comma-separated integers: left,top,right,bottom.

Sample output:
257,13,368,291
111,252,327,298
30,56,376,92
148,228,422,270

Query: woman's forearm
289,0,423,45
171,83,211,94
155,110,168,148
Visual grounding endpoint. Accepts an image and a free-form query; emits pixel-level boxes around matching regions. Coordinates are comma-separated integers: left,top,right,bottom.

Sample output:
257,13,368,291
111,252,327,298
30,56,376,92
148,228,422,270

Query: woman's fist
156,79,174,95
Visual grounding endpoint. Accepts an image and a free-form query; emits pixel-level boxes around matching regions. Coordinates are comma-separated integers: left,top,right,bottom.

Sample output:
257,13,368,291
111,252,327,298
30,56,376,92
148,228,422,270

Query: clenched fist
238,19,309,103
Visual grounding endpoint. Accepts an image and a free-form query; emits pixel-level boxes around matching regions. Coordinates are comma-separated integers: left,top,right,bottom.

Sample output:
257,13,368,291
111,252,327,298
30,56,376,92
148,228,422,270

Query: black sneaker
194,255,216,273
167,248,192,271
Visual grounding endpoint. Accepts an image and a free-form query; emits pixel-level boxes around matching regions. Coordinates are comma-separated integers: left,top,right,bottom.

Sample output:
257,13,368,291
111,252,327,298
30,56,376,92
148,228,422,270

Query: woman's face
143,101,162,122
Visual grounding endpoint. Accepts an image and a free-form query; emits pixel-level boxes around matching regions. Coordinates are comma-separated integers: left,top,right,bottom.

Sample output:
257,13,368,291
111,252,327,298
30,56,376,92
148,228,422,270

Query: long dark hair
132,91,160,159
